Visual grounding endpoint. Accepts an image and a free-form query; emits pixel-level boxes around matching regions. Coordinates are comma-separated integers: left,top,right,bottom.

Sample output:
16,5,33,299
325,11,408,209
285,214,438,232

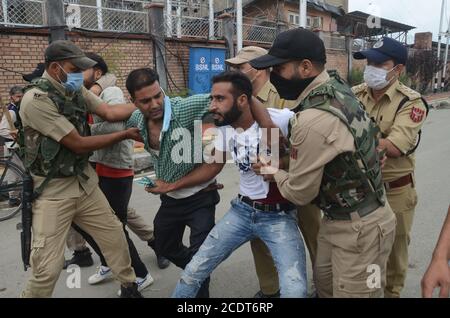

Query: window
307,16,323,29
289,13,300,25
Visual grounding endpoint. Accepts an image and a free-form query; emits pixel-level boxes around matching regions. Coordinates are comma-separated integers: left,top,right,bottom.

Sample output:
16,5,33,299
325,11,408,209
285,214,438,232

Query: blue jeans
172,198,307,298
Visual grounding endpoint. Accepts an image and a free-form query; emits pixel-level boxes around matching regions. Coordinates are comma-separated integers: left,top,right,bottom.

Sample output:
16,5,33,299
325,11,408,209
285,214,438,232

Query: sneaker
63,248,94,269
254,290,281,298
88,266,113,285
120,283,143,298
118,273,154,296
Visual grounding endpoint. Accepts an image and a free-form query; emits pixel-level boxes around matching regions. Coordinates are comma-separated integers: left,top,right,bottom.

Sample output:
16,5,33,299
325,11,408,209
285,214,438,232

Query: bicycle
0,144,25,221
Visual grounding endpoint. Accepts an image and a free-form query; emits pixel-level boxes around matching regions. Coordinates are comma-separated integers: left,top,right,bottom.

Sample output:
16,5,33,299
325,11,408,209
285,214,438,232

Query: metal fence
242,23,277,44
167,15,223,39
64,2,149,33
321,34,346,51
0,0,46,27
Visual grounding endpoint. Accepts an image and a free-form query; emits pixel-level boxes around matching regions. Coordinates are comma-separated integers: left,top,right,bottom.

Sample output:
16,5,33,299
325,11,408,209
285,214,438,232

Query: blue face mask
57,64,84,92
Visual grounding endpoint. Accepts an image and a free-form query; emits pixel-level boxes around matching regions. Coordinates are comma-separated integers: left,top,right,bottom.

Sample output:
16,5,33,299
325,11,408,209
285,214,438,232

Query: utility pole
209,0,215,40
434,0,446,93
443,25,450,90
236,0,243,52
299,0,307,28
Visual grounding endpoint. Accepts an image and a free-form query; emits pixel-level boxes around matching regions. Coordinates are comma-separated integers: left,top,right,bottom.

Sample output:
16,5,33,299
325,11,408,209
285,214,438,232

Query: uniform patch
290,148,298,160
410,107,425,123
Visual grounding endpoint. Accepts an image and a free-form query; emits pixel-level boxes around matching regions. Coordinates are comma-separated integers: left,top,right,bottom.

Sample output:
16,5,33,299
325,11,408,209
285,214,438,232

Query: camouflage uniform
273,70,396,298
20,72,135,298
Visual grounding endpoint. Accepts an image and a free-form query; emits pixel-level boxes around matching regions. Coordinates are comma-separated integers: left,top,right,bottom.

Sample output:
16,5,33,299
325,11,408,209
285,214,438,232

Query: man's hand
90,84,103,96
377,147,388,169
252,156,280,182
146,180,177,195
125,128,143,142
421,257,450,298
10,130,18,141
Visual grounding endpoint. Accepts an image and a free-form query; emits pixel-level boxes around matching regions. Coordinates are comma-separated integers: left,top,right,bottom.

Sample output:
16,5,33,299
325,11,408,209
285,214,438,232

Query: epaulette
396,83,421,101
351,83,368,96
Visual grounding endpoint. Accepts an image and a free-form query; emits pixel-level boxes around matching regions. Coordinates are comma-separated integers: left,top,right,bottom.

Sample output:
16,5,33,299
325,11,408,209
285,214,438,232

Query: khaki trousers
66,207,155,251
251,204,321,295
22,187,136,298
314,205,396,298
384,185,417,298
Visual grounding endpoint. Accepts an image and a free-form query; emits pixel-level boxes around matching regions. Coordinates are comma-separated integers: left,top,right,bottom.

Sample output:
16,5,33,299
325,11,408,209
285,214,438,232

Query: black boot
148,240,170,269
63,248,94,269
120,283,144,298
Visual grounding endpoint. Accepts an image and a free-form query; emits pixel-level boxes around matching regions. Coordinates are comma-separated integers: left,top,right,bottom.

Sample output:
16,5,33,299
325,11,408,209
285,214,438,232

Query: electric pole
299,0,307,28
236,0,243,51
434,0,446,92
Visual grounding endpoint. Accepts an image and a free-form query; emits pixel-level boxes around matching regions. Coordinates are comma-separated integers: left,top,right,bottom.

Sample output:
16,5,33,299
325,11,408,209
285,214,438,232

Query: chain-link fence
242,23,277,44
167,15,224,39
321,34,346,51
0,0,46,27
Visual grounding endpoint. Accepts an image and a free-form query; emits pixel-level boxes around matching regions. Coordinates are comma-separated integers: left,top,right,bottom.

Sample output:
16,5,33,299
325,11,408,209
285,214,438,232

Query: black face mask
270,71,316,100
212,101,242,127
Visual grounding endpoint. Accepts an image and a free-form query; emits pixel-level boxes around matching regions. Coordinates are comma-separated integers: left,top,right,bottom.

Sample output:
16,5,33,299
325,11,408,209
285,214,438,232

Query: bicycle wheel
0,159,25,221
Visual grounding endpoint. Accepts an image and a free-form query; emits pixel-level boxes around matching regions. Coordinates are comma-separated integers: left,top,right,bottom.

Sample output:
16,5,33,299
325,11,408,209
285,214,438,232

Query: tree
406,49,444,94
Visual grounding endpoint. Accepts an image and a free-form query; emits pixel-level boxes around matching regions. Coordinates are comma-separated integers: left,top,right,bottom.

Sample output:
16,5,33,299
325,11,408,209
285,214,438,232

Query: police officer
251,28,396,298
352,37,428,298
20,40,143,298
227,46,322,298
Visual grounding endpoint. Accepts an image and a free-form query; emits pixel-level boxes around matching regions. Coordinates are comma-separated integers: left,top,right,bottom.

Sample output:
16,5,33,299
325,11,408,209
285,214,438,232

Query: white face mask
364,65,397,90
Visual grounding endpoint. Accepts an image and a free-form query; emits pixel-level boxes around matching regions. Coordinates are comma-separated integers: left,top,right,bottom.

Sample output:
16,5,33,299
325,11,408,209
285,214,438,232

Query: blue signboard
189,47,226,95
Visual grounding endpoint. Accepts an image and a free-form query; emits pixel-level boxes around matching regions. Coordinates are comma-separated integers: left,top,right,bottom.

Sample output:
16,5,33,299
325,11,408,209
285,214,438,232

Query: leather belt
385,174,414,190
323,199,382,221
238,195,296,213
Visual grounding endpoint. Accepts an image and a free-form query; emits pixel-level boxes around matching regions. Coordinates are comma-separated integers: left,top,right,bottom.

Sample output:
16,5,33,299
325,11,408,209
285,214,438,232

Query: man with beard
172,71,308,298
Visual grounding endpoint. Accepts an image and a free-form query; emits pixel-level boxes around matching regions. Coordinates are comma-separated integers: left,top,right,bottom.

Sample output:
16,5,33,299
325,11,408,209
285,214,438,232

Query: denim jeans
172,198,308,298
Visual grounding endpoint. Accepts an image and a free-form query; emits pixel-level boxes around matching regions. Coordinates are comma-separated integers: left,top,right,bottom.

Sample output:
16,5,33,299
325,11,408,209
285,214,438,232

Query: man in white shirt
172,71,307,298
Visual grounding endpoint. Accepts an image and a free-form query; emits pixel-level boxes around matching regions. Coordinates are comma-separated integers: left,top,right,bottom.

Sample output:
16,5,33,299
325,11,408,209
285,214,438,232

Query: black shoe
148,240,170,270
120,283,144,298
254,290,281,298
156,255,170,269
63,248,94,269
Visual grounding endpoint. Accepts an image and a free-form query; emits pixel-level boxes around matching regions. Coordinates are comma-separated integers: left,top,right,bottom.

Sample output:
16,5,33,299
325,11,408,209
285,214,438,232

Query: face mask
364,65,397,90
270,71,316,100
242,68,257,83
57,64,84,92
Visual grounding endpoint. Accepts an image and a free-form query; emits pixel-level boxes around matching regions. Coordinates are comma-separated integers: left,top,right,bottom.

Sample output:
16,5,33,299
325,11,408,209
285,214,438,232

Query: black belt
323,199,382,221
238,195,296,213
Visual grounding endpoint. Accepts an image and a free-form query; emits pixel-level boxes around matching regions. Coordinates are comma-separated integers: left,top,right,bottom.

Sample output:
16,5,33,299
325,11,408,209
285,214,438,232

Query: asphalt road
0,108,449,298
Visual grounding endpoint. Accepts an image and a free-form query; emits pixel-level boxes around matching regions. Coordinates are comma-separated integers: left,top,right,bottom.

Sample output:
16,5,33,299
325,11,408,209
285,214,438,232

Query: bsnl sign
189,48,226,94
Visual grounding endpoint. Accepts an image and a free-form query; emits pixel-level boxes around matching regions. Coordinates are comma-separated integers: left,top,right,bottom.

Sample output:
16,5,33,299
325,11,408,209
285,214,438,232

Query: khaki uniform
273,71,396,298
20,72,136,298
66,207,155,251
250,80,322,295
353,81,427,298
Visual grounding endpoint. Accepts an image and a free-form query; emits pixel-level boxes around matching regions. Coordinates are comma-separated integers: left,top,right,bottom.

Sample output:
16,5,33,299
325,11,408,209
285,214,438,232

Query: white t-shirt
0,110,17,140
149,148,215,200
215,108,294,200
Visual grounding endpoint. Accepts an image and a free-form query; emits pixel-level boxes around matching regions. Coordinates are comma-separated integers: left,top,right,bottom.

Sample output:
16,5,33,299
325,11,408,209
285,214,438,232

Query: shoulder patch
410,106,426,123
351,83,368,96
397,84,421,101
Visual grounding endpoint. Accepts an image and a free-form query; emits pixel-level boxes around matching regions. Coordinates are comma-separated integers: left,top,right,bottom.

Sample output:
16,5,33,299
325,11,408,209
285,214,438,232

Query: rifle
20,173,33,271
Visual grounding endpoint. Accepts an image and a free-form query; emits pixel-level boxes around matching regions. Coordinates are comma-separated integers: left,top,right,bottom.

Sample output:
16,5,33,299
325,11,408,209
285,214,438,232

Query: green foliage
348,67,364,86
166,88,191,98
